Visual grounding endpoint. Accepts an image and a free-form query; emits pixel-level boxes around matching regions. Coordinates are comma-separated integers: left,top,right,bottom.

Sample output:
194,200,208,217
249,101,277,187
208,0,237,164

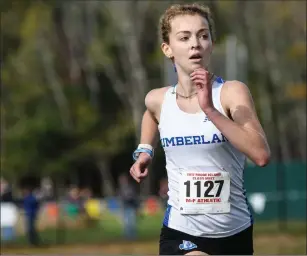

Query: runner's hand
190,68,215,114
130,153,152,183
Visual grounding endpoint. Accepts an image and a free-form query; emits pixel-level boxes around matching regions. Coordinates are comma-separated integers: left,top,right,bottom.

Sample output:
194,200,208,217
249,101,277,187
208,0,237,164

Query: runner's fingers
190,74,206,81
140,168,148,177
130,166,140,183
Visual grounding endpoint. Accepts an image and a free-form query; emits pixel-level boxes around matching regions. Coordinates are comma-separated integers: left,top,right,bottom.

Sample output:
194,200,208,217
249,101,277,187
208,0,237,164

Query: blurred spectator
40,177,54,201
66,186,84,218
0,178,13,202
118,174,138,240
67,186,80,203
80,188,100,226
80,187,93,201
21,187,40,246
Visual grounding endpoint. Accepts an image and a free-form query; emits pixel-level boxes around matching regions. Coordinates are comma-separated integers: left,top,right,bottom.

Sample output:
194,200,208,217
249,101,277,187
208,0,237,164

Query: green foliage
1,2,134,182
1,0,305,185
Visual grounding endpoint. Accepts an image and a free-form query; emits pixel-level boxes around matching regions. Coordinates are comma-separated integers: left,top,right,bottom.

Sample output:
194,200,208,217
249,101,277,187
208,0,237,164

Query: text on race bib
179,171,231,214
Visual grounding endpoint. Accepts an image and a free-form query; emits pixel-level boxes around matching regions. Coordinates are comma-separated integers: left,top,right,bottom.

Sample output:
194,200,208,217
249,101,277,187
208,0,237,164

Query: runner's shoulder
145,86,170,113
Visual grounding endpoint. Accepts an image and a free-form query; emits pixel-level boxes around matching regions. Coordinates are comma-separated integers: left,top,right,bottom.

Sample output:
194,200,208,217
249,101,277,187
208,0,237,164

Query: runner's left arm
206,81,271,167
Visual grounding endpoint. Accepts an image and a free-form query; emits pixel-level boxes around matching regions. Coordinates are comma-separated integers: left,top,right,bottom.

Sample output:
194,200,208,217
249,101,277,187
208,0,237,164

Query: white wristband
138,144,154,152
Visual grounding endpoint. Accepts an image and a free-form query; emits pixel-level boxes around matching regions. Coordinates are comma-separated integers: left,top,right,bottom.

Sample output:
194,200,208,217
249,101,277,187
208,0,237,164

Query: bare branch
37,35,72,130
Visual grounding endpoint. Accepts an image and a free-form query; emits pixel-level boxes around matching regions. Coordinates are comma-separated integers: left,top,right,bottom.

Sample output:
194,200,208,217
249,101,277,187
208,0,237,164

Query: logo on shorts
179,240,197,250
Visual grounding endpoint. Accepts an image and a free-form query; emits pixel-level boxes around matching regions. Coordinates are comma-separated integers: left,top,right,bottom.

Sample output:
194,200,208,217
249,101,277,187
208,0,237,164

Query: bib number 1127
184,180,224,198
179,170,231,214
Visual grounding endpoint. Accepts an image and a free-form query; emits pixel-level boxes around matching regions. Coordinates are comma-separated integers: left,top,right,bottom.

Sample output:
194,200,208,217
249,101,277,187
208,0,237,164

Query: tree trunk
102,2,151,195
97,159,114,197
37,35,72,130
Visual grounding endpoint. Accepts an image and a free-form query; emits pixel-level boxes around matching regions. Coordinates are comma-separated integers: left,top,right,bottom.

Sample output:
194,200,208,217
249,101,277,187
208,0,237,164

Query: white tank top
158,77,253,238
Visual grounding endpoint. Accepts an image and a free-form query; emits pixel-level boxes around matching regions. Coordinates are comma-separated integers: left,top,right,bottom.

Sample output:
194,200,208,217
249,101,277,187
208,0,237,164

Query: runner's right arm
138,89,163,149
140,87,169,148
130,88,167,183
139,110,159,149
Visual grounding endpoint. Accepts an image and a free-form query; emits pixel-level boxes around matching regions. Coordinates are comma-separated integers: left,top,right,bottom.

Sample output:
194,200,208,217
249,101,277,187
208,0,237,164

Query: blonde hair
159,3,216,44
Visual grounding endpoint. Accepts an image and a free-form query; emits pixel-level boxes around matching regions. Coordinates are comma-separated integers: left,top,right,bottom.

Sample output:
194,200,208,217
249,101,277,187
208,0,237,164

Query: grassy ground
2,235,306,255
2,212,306,255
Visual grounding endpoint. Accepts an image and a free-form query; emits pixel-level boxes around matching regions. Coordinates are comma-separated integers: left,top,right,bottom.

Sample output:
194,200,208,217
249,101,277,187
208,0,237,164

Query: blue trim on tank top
216,76,224,84
163,204,172,227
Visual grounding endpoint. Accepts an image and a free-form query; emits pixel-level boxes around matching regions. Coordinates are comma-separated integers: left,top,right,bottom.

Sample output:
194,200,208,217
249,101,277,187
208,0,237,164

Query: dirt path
2,234,306,255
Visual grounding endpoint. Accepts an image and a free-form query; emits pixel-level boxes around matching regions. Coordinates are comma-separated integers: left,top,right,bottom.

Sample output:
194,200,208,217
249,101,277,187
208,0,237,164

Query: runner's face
162,15,213,74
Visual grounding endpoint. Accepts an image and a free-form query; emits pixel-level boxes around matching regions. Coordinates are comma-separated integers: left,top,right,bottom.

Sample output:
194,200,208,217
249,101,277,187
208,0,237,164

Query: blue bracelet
132,148,153,161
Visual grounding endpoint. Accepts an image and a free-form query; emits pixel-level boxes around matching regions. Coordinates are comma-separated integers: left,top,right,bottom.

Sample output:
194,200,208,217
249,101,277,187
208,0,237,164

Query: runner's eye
180,36,189,41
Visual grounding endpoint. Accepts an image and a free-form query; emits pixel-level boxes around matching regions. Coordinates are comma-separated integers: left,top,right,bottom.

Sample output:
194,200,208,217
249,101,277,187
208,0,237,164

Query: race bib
179,169,230,214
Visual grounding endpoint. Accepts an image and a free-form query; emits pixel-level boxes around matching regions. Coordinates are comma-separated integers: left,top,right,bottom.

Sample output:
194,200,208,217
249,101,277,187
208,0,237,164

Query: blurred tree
1,2,134,196
1,0,305,198
216,0,306,161
99,1,168,194
100,1,150,139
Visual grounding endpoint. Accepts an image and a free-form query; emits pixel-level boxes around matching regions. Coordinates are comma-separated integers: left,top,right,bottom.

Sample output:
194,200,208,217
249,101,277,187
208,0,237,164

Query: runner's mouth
189,54,202,61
